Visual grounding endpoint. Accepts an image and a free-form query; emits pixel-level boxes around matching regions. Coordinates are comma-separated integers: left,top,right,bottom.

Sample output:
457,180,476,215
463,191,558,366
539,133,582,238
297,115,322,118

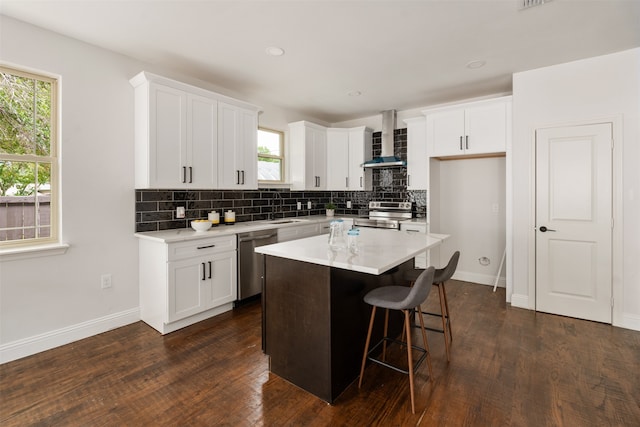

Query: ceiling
2,0,639,123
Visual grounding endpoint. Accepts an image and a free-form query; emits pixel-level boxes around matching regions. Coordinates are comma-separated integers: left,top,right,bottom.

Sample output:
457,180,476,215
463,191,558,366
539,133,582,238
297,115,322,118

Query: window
257,127,284,183
0,65,58,247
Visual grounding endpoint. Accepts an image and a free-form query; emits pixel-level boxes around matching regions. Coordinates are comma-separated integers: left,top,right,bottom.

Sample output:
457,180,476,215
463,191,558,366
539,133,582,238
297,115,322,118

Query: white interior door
535,123,612,323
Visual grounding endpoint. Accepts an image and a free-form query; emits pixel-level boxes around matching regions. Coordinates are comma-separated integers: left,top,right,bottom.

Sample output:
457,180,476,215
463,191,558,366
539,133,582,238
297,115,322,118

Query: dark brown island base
256,228,447,403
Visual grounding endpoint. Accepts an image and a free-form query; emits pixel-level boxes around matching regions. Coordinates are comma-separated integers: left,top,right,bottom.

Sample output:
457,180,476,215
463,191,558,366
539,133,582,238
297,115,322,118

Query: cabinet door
188,94,218,188
348,129,371,190
205,251,237,308
238,107,258,189
305,127,326,190
428,109,465,157
326,130,349,190
400,223,428,268
218,102,258,189
405,118,427,190
167,256,209,323
464,101,508,155
149,83,188,188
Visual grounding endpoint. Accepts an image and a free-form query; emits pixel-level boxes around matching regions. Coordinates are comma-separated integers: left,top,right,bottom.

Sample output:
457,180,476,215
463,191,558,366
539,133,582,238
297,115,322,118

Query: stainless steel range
353,201,412,230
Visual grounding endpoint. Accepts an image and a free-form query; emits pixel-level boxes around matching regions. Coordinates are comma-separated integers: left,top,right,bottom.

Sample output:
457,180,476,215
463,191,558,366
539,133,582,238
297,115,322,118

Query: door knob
539,226,556,232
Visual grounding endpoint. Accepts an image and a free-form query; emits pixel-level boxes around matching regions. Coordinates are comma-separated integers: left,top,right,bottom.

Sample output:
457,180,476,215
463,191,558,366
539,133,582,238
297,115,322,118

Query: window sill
0,243,70,262
258,182,291,189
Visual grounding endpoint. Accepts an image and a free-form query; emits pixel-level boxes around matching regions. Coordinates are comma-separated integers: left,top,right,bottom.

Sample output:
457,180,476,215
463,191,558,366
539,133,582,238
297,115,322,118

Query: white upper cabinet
326,127,372,191
217,102,258,189
404,117,427,190
130,71,259,189
289,121,327,190
425,96,512,158
188,94,218,188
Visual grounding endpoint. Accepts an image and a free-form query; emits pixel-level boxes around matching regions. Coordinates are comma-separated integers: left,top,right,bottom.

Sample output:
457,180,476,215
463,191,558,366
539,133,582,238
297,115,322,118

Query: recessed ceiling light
466,60,486,69
265,46,285,56
347,90,362,97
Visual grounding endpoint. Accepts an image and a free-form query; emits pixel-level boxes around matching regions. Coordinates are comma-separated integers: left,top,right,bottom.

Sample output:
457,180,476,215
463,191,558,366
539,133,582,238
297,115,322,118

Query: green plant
325,202,336,210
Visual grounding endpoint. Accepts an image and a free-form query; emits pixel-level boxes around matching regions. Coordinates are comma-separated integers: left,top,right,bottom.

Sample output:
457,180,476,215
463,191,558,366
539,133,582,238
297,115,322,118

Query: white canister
224,210,236,224
208,211,220,225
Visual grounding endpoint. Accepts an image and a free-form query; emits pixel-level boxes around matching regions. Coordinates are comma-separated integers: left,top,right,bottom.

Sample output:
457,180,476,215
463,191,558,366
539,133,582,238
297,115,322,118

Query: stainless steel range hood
362,109,407,168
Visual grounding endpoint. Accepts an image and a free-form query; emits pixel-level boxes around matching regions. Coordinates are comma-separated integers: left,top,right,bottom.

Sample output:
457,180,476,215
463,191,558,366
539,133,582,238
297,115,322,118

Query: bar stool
404,251,460,362
358,266,435,414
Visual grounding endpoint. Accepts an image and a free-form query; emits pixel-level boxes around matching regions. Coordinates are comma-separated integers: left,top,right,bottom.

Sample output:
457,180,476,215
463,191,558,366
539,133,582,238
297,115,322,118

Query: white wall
434,157,507,287
0,16,143,362
512,48,640,331
0,16,306,363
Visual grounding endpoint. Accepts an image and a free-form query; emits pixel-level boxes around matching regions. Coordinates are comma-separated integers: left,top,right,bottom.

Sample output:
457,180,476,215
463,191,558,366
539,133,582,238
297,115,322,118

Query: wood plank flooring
1,281,639,426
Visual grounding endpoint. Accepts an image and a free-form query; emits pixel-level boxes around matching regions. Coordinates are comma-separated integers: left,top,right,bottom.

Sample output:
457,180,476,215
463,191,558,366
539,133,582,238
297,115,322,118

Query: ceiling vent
520,0,552,10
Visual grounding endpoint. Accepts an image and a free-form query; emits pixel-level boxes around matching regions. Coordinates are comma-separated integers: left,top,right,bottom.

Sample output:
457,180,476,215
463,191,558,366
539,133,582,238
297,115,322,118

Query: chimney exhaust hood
362,109,407,168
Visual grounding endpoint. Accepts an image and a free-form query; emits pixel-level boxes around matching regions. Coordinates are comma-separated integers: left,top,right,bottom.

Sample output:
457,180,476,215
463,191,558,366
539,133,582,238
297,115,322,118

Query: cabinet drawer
400,224,427,233
168,235,237,261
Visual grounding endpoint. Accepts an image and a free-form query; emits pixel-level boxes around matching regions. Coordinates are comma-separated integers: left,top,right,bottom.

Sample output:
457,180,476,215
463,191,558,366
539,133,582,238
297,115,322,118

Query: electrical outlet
176,206,185,218
101,274,112,289
347,201,352,209
297,201,301,210
307,201,312,209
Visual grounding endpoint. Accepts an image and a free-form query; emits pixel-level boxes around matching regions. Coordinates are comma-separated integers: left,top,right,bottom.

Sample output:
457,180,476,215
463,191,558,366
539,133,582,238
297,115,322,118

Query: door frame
526,115,624,325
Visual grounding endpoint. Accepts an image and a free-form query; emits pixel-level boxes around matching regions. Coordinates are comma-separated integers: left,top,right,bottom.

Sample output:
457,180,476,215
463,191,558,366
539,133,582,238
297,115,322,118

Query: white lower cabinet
400,222,428,268
139,234,237,334
277,223,320,242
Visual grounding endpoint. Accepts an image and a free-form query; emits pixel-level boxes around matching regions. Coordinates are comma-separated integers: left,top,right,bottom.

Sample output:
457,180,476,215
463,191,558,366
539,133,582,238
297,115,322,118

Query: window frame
0,64,60,249
257,127,285,184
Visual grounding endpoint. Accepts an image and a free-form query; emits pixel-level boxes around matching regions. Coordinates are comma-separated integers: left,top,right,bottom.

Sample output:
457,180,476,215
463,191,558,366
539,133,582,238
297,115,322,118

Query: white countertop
134,215,350,243
255,228,448,275
134,214,427,244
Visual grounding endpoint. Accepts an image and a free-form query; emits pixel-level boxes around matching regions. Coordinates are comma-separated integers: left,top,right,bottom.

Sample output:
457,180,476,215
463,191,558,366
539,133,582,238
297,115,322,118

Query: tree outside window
258,128,284,183
0,66,58,246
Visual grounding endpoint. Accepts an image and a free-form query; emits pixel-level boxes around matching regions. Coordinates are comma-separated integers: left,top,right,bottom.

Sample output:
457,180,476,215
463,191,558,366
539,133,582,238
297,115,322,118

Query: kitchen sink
267,219,308,224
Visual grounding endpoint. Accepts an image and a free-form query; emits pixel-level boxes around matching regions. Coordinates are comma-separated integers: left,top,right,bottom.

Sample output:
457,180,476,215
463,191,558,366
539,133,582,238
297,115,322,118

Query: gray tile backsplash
135,128,426,232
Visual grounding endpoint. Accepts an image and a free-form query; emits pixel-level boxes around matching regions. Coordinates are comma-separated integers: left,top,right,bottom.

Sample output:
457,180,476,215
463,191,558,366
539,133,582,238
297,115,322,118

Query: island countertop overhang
255,228,448,275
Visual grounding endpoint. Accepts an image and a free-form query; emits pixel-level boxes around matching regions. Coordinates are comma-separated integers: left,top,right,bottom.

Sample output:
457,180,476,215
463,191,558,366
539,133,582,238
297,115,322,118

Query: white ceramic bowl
191,220,212,232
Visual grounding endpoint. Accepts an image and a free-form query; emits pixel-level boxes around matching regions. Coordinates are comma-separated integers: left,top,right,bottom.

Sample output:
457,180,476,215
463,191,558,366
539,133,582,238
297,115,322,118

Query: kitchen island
256,228,447,403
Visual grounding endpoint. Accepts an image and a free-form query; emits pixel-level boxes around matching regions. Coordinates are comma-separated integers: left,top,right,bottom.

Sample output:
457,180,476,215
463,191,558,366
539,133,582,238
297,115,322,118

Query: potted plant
325,202,336,217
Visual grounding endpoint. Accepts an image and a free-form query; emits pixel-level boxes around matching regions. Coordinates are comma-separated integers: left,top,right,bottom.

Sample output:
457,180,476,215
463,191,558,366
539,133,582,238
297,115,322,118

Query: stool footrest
366,337,428,375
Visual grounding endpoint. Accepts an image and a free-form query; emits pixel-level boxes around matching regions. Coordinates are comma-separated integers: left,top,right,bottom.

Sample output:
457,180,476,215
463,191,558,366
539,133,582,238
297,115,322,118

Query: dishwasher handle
238,233,278,243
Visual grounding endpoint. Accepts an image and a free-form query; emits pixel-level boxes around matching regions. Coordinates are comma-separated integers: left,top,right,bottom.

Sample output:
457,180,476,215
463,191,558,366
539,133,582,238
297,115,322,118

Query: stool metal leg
441,281,453,343
359,306,377,388
382,308,389,362
416,303,434,381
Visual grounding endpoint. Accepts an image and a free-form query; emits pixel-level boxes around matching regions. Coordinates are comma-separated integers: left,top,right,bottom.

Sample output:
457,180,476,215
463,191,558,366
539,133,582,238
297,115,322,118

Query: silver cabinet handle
460,136,463,151
183,166,187,183
465,135,469,150
408,174,411,187
360,176,363,188
346,177,349,187
189,166,193,183
241,170,245,185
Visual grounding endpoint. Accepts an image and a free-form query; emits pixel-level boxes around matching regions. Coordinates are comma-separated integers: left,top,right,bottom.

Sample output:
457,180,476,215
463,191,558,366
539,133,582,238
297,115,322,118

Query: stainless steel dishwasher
237,229,278,302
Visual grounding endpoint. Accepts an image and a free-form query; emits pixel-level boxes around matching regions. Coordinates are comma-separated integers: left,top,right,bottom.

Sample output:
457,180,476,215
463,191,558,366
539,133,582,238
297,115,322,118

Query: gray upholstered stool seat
358,266,436,414
404,251,460,362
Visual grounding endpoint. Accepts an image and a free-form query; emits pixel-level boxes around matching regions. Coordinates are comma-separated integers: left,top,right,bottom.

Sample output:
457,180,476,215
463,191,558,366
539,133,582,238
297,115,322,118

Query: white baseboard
452,270,506,288
510,293,530,309
0,308,140,364
616,312,640,332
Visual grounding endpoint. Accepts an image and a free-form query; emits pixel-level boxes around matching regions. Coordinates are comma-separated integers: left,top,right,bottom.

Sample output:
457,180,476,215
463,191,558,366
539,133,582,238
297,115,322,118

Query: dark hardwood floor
2,281,639,426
